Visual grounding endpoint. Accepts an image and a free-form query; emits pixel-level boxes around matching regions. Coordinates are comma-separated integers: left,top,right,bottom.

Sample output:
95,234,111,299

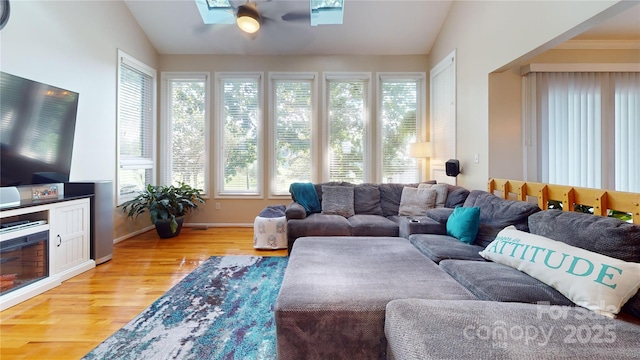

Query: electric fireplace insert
0,230,49,295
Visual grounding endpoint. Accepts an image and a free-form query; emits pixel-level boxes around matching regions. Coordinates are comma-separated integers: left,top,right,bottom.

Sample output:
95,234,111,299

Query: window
117,50,156,204
324,73,371,183
161,73,209,194
215,73,262,196
269,73,316,196
378,73,425,183
524,70,640,191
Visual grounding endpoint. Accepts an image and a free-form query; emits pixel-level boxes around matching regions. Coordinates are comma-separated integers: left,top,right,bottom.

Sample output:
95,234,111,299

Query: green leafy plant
547,200,632,222
120,182,205,233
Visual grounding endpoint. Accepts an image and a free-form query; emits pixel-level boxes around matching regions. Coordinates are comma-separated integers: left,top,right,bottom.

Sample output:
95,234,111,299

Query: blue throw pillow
446,206,481,244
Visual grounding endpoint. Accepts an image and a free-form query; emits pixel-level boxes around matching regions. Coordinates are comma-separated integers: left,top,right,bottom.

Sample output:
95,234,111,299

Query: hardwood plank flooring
0,227,287,360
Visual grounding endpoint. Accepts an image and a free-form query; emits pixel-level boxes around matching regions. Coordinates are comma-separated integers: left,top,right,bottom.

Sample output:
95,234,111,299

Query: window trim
160,72,211,196
267,72,318,198
214,72,264,198
116,49,157,205
322,72,372,183
376,72,426,183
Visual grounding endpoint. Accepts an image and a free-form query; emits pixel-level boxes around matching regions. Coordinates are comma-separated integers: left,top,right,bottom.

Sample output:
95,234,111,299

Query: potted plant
120,182,205,238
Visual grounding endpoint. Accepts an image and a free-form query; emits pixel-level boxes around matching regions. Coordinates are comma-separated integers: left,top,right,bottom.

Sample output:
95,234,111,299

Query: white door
430,50,457,185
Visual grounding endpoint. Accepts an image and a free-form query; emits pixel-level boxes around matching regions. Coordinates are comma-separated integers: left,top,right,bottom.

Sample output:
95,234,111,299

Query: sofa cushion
314,181,352,204
378,182,434,217
321,185,355,218
623,292,640,318
463,190,541,247
417,183,448,208
446,206,481,244
398,187,437,216
528,210,640,263
353,184,383,215
425,207,454,224
444,184,470,208
409,234,485,263
348,214,399,237
286,213,351,241
439,259,574,305
385,299,640,360
479,226,640,318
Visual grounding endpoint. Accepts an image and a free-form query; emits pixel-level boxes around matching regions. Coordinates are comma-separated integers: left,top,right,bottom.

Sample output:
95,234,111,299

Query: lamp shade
409,142,431,158
236,5,260,34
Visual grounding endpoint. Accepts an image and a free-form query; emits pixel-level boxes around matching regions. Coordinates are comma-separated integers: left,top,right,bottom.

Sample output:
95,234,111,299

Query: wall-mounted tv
0,72,79,187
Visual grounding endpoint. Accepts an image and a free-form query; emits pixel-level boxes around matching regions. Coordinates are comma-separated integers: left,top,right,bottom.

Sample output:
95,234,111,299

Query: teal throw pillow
446,206,480,244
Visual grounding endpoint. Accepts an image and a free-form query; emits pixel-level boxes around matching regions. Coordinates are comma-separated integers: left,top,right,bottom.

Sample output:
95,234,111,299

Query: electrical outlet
474,154,479,164
215,202,221,210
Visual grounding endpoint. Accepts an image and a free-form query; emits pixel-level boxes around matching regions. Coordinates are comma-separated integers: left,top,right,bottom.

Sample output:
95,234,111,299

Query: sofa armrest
398,217,447,238
425,208,454,224
285,201,307,220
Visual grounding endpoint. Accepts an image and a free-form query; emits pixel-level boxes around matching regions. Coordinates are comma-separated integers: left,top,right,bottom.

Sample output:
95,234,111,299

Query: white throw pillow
418,183,448,208
479,226,640,318
398,187,437,216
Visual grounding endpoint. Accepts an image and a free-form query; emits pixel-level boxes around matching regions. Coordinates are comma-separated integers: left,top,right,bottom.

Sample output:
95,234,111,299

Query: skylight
196,0,234,24
206,0,231,9
311,0,344,26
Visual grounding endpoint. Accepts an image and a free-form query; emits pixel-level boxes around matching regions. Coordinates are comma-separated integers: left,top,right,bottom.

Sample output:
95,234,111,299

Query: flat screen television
0,72,79,187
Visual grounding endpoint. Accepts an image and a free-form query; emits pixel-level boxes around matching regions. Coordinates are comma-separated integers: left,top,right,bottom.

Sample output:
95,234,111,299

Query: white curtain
525,71,639,191
614,72,640,192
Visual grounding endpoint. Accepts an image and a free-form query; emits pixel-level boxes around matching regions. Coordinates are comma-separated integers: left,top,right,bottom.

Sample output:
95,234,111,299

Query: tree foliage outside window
273,79,312,194
381,80,419,183
167,79,206,191
221,79,260,193
328,80,366,183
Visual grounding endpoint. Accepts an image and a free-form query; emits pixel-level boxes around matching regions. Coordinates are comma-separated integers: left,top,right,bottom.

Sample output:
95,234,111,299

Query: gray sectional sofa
284,181,470,252
276,184,640,359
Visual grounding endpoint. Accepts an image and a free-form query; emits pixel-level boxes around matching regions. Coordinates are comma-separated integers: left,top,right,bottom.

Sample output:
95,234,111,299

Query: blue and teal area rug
83,256,288,360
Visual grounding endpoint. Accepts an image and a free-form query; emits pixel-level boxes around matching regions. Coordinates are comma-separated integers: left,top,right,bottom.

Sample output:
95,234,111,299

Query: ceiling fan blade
281,11,310,22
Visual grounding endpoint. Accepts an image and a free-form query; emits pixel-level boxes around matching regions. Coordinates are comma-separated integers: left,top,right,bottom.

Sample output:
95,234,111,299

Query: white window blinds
217,74,261,195
271,77,314,195
543,73,602,188
117,51,156,202
380,77,420,183
326,76,369,183
614,72,640,192
162,74,208,193
525,71,639,191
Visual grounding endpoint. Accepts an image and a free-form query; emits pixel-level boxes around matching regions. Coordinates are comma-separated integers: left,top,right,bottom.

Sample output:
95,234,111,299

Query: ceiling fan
235,2,262,34
195,0,310,37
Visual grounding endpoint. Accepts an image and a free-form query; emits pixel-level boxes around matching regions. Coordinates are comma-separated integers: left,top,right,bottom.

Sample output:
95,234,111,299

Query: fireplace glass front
0,231,49,295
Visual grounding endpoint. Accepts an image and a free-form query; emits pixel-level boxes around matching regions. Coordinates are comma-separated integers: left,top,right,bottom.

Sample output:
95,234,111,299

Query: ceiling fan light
236,5,260,34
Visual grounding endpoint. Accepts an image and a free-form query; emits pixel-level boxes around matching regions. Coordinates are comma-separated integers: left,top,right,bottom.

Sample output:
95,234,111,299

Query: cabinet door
50,199,90,279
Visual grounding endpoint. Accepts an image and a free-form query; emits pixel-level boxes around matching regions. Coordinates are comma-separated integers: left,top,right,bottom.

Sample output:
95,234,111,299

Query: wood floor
0,227,287,360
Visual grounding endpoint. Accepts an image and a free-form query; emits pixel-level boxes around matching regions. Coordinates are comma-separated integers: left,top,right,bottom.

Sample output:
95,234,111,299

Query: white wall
0,1,158,238
428,0,632,191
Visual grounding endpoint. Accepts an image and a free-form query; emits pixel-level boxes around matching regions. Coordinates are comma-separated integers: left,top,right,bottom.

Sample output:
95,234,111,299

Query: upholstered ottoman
274,236,475,360
253,215,287,249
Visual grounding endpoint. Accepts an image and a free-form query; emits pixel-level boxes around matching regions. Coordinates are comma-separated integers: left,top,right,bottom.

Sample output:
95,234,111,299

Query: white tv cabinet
0,197,95,311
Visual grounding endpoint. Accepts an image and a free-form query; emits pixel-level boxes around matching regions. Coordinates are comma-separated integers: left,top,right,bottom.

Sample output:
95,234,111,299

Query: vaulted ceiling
123,0,640,56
